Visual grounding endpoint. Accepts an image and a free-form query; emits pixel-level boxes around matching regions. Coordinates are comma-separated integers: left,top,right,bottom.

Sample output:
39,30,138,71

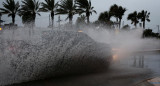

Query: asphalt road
7,52,160,86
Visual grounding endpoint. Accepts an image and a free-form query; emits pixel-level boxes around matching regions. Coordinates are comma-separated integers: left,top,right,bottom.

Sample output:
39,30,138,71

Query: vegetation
76,15,86,28
116,6,126,29
40,0,58,28
122,24,130,30
143,29,160,38
98,11,111,23
96,11,113,28
56,0,77,25
19,0,41,27
138,10,150,29
75,0,97,24
109,4,118,22
109,4,126,29
0,0,154,33
127,11,139,28
0,0,20,24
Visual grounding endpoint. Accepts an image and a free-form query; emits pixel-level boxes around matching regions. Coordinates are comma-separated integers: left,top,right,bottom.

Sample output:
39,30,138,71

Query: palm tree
138,10,150,29
40,0,58,28
98,11,111,23
56,0,76,25
75,0,97,24
109,4,126,29
19,0,41,27
109,4,119,22
76,15,86,28
0,0,20,24
76,15,86,24
117,6,126,29
127,11,139,28
20,11,33,26
98,11,113,28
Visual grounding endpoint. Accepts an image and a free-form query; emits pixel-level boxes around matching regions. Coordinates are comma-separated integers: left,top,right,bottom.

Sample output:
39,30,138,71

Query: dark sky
0,0,160,31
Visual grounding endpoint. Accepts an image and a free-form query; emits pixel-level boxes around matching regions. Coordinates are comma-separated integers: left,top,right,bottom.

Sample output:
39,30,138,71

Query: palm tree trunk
32,12,36,27
69,17,72,25
143,21,145,29
87,16,90,24
69,13,73,25
33,16,36,27
135,22,137,28
32,13,36,35
119,19,121,29
116,18,119,28
12,14,15,24
69,17,73,29
86,12,90,24
51,12,54,29
116,18,118,22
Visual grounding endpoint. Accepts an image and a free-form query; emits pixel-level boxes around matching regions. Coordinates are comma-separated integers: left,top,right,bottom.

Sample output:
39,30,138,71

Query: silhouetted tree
76,15,86,24
143,29,159,38
0,0,20,24
127,11,139,28
98,11,111,22
122,24,130,30
138,10,150,29
56,0,76,25
76,15,86,28
40,0,58,28
98,11,113,28
75,0,97,24
109,4,126,29
19,0,41,27
109,4,119,23
117,6,126,29
20,12,33,26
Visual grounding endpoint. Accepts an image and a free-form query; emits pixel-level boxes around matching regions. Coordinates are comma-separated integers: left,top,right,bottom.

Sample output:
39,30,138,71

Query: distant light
113,54,118,61
115,29,119,34
0,27,2,31
78,30,83,32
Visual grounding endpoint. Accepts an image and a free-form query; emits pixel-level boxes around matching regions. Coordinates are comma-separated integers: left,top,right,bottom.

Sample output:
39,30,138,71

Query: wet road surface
7,52,160,86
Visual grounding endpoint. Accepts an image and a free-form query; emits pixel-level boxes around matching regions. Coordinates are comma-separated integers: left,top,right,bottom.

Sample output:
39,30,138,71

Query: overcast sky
0,0,160,31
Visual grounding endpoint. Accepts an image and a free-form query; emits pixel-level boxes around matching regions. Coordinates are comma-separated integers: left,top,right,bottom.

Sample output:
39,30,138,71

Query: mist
0,25,159,86
85,27,160,54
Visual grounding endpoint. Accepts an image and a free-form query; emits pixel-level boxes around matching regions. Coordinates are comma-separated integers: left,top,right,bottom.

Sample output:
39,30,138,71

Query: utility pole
157,25,159,33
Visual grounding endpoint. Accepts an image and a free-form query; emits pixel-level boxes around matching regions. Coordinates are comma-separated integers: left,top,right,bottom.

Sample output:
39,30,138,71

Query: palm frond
20,0,41,15
75,0,96,18
0,8,10,14
127,11,139,26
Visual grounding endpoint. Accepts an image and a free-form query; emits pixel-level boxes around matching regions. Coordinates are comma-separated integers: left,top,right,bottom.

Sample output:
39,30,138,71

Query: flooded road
7,52,160,86
119,51,160,76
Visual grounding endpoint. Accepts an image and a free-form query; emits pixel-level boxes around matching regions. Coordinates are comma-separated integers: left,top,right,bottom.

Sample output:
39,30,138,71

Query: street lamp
157,25,159,34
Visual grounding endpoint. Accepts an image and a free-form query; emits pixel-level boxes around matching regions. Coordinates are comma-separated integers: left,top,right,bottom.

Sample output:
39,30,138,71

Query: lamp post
157,25,159,34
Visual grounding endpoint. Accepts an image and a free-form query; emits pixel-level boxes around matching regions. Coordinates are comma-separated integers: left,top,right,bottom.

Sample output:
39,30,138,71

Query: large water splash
85,28,160,54
0,29,112,85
